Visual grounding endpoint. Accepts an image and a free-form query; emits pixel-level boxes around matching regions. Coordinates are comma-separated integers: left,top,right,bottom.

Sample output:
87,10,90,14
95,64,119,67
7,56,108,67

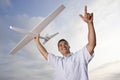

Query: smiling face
58,39,70,56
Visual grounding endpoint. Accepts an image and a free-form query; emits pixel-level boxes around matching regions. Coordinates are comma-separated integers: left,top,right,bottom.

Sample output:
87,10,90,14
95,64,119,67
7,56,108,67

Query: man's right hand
34,34,40,43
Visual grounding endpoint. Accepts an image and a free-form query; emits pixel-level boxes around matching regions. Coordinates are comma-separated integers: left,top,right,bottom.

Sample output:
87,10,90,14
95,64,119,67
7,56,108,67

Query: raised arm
34,34,48,60
80,6,96,55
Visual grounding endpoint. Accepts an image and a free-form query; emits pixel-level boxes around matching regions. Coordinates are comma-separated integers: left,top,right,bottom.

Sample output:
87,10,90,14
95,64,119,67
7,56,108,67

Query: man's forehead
58,41,69,46
59,41,67,44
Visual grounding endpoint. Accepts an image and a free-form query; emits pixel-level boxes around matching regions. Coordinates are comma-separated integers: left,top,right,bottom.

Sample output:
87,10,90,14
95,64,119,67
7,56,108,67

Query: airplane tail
41,32,59,44
49,32,59,38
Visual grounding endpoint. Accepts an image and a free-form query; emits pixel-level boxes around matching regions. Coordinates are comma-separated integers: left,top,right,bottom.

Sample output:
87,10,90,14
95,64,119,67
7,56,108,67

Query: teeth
63,48,67,50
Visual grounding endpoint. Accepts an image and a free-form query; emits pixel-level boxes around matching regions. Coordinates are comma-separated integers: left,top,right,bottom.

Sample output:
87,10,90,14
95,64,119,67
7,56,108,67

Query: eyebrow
58,41,68,46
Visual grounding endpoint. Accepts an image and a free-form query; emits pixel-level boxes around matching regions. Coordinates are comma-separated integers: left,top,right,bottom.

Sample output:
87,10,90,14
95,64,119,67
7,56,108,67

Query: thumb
34,34,39,39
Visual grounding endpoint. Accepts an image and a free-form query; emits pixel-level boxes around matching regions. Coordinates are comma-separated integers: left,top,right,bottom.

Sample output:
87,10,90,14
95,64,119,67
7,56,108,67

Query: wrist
87,21,93,26
34,39,40,44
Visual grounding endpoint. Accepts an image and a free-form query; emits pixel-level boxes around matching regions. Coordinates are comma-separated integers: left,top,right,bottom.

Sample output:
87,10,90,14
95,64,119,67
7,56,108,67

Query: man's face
58,41,70,56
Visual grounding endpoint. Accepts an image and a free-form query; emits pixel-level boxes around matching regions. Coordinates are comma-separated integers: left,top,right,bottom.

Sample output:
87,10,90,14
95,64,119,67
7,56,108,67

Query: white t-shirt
48,46,94,80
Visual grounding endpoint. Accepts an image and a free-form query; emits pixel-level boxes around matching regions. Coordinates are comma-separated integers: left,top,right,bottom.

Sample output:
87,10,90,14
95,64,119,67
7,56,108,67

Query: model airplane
9,4,65,54
10,26,59,44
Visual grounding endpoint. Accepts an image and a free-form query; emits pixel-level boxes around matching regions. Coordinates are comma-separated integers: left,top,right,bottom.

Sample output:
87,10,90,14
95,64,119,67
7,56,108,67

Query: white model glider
10,26,59,44
9,4,65,54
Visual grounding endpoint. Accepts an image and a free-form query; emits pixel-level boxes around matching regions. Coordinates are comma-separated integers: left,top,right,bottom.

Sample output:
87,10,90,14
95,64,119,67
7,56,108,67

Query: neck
63,52,70,57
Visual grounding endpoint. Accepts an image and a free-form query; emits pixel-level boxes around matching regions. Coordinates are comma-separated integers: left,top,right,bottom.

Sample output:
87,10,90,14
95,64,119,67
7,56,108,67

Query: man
34,6,96,80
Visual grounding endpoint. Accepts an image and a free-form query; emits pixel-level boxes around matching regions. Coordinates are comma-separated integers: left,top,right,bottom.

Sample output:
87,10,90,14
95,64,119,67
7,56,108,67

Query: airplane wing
32,4,65,33
42,32,59,44
9,35,33,54
39,36,47,40
9,4,65,54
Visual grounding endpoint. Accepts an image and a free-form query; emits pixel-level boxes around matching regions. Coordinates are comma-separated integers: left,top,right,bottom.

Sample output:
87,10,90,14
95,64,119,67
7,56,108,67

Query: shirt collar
63,52,73,58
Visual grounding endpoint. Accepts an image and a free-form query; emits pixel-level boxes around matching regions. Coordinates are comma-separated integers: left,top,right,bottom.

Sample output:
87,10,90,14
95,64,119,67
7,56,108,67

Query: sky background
0,0,120,80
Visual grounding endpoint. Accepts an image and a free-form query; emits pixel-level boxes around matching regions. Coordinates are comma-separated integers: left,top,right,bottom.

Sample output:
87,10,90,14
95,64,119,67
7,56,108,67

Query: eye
64,42,68,46
59,44,62,47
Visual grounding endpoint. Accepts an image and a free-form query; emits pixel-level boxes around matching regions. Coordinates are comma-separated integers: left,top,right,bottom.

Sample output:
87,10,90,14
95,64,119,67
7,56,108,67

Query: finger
87,13,90,19
91,13,93,20
34,34,39,39
90,13,93,19
90,13,93,16
84,6,87,14
91,13,93,17
34,37,36,39
79,14,84,19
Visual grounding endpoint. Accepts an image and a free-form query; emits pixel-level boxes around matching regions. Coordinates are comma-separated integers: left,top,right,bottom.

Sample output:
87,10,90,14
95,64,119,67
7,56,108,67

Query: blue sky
0,0,120,80
0,0,62,16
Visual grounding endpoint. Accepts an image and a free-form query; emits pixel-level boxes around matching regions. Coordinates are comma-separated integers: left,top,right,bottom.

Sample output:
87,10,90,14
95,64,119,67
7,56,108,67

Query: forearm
35,40,48,60
87,22,96,54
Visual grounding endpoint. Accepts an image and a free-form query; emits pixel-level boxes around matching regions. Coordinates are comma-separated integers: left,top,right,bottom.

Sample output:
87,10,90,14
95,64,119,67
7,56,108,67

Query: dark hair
58,39,68,47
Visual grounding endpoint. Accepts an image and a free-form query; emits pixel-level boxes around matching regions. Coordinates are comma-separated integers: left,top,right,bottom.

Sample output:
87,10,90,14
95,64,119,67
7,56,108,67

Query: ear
68,46,70,49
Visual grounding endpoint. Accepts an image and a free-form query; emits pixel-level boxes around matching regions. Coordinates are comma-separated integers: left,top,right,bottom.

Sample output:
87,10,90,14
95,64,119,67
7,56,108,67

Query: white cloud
89,61,120,80
1,0,120,80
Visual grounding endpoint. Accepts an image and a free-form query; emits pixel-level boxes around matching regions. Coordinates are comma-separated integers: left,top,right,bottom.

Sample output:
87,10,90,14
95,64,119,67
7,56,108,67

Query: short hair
57,39,69,47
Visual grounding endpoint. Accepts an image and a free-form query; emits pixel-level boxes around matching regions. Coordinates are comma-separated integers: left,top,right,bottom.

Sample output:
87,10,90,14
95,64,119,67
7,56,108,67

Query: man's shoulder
48,53,63,59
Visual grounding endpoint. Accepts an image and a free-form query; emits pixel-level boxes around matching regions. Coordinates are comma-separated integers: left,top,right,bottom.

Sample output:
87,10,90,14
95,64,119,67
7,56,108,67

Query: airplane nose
10,26,13,29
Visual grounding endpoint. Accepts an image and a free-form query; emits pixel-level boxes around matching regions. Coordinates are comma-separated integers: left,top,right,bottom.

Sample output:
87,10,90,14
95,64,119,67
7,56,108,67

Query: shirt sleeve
47,53,59,67
82,46,94,63
75,46,94,64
